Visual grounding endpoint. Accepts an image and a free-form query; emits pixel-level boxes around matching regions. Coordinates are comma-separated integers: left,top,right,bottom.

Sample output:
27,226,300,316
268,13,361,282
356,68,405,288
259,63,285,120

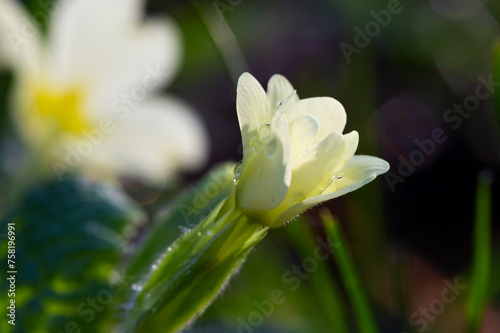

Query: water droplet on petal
234,160,243,183
276,100,284,108
336,173,344,180
259,123,271,138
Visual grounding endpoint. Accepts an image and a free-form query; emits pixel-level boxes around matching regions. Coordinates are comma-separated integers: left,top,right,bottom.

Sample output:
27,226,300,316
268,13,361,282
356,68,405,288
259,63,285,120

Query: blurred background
2,0,500,332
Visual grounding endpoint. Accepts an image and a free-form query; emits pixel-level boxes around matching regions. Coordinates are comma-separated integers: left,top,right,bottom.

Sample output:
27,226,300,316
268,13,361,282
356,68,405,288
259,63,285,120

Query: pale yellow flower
0,0,208,184
234,73,389,227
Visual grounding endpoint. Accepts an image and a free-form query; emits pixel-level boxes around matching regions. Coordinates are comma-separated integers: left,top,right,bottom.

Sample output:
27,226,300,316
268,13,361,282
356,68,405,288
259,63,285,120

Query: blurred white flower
0,0,208,184
234,73,389,227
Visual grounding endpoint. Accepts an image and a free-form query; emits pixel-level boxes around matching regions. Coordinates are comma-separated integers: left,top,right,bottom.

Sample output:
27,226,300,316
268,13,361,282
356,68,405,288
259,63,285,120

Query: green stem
321,209,379,333
190,0,249,86
286,218,350,332
123,196,267,333
467,170,493,333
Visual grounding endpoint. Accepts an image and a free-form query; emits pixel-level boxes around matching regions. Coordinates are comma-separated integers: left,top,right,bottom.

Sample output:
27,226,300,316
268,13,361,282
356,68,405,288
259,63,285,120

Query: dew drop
234,160,243,183
259,123,271,138
167,246,172,251
329,173,344,186
179,225,191,234
151,264,157,270
132,284,143,292
265,139,277,158
276,91,297,112
249,136,260,152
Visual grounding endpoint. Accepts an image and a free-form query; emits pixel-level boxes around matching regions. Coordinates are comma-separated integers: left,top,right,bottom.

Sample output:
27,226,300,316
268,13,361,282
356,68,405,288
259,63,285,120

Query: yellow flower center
35,87,89,134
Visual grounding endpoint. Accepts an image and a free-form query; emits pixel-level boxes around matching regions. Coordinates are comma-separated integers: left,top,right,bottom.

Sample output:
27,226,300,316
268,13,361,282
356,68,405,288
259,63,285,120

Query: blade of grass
467,170,493,333
286,217,350,332
493,40,500,131
191,0,249,87
320,209,379,333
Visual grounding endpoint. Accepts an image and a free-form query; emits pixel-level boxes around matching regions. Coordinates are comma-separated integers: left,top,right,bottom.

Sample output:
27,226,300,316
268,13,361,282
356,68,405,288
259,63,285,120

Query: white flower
0,0,208,184
234,73,389,227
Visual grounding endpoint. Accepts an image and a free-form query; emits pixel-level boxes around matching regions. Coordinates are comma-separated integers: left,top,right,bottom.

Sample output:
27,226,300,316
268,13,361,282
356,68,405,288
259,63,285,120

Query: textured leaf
0,176,143,333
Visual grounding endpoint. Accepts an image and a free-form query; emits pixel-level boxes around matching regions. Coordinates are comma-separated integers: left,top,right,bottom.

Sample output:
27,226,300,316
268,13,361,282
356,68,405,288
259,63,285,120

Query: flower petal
88,19,182,117
84,96,209,185
236,111,291,211
267,74,299,111
0,0,41,74
276,155,389,224
342,130,359,164
286,97,347,144
289,115,320,167
237,73,271,134
289,131,345,200
46,0,180,112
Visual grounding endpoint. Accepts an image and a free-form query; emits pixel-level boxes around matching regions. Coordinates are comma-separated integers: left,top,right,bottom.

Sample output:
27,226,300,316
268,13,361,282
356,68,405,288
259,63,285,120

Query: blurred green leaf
321,209,379,333
125,163,235,279
0,177,143,333
467,170,493,333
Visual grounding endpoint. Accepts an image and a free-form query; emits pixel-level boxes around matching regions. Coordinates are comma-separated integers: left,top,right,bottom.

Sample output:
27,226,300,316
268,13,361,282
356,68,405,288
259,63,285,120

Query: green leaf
125,163,235,279
320,209,379,333
286,218,350,332
467,170,493,333
0,177,143,333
